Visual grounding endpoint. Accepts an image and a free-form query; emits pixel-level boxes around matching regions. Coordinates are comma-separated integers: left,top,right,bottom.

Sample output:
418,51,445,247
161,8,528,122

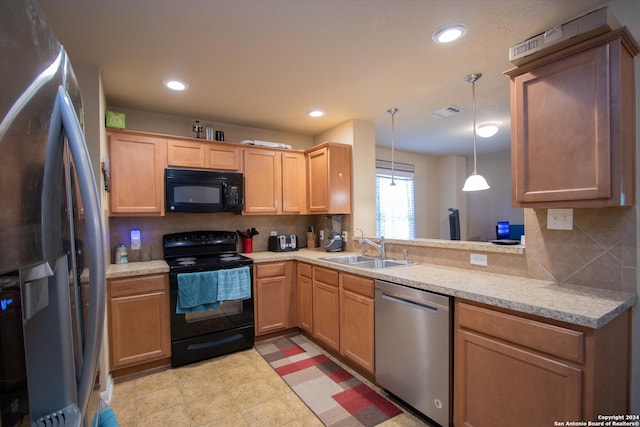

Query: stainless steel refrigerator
0,0,106,426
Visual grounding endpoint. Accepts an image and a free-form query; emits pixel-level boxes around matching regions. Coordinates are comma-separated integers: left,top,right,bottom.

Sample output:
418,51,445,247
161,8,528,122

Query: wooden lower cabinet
312,266,340,352
108,274,170,375
297,263,313,335
454,300,630,426
339,273,374,375
254,261,296,336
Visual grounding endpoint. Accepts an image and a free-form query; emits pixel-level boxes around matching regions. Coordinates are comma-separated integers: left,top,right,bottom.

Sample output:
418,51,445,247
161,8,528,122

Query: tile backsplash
111,207,636,294
384,207,637,294
108,213,345,263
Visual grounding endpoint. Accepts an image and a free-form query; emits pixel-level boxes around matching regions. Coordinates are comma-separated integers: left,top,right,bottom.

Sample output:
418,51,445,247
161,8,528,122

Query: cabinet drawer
298,262,312,278
457,302,584,363
109,274,167,298
341,273,374,298
313,267,339,286
256,262,286,278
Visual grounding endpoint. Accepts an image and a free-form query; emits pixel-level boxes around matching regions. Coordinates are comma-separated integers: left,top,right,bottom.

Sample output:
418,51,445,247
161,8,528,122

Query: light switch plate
547,208,574,230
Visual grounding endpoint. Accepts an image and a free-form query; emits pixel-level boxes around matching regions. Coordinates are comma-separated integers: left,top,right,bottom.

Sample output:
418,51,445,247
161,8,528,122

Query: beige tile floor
107,340,430,427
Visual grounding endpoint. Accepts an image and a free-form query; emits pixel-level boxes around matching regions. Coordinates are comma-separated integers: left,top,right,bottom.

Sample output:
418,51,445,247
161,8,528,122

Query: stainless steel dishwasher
375,279,451,427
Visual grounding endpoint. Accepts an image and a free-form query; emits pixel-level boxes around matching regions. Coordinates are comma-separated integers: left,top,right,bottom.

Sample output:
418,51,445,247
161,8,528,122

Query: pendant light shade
462,73,490,192
462,173,490,191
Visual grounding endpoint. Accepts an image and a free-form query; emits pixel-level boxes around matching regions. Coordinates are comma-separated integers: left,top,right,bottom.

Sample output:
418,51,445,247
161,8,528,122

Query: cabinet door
508,29,637,207
109,132,166,215
454,329,582,427
306,143,352,214
281,151,306,214
297,264,313,334
167,139,205,168
254,262,291,336
307,147,329,212
243,148,281,214
340,273,374,375
205,144,241,171
108,274,170,370
312,267,340,351
255,276,288,335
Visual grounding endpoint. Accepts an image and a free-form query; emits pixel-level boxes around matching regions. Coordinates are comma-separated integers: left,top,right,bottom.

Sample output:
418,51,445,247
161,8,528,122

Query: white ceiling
40,0,614,156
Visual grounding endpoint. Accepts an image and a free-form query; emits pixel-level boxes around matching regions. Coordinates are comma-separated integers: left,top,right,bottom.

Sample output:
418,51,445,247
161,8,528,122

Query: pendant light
387,107,398,186
462,73,490,191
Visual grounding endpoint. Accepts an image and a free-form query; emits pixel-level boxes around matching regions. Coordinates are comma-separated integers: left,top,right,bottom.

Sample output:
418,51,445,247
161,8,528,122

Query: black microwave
165,168,243,213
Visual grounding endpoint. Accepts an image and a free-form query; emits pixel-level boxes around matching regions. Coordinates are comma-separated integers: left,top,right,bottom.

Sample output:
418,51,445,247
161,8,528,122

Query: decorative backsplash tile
385,207,636,294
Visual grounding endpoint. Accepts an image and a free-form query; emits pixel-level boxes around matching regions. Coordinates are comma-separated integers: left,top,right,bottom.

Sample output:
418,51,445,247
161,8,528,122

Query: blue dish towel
217,266,251,301
177,271,220,313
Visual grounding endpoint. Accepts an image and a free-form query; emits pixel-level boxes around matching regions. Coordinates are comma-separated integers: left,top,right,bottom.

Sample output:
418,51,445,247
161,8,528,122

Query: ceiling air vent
432,105,463,119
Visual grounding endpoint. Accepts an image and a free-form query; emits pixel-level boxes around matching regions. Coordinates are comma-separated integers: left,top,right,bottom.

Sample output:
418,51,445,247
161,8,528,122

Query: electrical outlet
547,209,573,230
470,253,488,266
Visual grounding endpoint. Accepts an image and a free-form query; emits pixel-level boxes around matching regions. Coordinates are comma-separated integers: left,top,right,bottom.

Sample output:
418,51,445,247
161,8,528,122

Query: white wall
606,0,640,412
111,106,315,150
314,119,377,236
374,148,522,241
466,150,524,241
376,147,442,238
439,155,468,240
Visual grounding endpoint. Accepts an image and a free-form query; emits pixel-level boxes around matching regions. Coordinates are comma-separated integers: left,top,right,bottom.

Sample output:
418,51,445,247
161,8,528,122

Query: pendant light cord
471,78,478,175
387,107,398,186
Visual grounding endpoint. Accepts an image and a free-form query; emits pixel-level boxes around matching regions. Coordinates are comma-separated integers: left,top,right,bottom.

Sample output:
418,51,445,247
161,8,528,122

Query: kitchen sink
320,255,373,265
320,255,417,269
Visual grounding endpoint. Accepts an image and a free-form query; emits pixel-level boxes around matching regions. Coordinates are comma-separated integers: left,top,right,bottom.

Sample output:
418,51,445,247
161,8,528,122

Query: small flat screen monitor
496,221,510,240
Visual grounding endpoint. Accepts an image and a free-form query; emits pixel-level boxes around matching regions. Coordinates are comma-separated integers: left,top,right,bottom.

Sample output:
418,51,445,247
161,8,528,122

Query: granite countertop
107,260,169,279
108,250,636,329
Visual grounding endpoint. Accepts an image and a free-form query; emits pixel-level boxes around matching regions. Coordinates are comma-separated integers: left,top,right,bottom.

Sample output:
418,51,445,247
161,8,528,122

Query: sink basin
320,255,373,265
321,255,417,269
353,259,417,269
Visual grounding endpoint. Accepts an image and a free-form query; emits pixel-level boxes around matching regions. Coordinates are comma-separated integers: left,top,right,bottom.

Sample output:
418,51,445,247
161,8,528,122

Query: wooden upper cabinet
281,151,307,214
204,144,241,171
243,147,306,214
505,28,638,208
306,142,352,214
167,138,241,171
167,139,204,168
109,131,167,216
243,148,281,214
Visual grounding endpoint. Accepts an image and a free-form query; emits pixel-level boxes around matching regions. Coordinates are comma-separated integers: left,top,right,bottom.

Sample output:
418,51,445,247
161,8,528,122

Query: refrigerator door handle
57,85,106,420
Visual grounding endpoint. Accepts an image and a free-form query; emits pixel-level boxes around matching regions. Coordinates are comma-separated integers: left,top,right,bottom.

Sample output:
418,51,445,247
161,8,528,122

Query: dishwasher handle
381,292,442,314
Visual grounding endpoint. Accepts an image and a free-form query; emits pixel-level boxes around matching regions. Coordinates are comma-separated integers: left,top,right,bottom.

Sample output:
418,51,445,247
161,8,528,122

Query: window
376,160,415,239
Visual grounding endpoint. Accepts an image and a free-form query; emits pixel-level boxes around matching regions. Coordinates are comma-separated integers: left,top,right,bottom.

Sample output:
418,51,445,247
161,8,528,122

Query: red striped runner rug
256,335,402,426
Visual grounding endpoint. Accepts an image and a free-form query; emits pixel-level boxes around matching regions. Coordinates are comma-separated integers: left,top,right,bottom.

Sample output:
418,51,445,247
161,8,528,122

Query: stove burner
220,256,241,261
178,260,196,266
176,257,197,262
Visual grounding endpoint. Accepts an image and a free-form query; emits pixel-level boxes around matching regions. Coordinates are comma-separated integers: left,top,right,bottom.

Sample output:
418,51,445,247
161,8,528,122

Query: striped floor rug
256,335,402,426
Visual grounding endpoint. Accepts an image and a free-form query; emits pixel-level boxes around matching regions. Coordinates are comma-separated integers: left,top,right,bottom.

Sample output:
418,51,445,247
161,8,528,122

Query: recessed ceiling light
308,109,325,118
164,80,188,91
477,124,499,138
432,23,467,44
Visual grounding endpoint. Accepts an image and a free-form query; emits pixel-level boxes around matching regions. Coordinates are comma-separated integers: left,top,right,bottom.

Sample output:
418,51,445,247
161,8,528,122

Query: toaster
268,235,298,252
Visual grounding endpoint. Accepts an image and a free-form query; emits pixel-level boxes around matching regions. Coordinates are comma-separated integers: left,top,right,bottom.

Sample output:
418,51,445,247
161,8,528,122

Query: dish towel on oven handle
217,266,252,301
176,271,220,313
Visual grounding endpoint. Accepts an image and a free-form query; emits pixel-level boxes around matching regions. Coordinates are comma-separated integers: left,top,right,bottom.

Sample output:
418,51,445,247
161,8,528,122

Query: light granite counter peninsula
107,249,636,329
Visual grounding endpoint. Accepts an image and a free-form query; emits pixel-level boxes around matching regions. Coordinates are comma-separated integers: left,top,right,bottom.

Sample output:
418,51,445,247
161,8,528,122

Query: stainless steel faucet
358,235,386,259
